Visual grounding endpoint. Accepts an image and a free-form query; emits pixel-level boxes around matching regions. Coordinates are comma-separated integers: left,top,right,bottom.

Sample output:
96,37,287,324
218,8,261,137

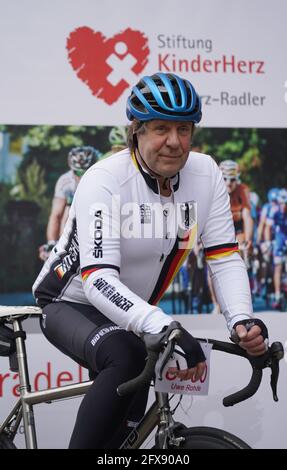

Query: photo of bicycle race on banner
1,124,286,315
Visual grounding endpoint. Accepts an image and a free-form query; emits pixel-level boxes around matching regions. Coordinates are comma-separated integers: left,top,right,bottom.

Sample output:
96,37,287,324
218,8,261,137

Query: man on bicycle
33,73,268,449
38,146,99,261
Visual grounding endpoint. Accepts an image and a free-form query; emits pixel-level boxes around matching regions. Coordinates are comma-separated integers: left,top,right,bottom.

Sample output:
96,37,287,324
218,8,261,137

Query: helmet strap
134,143,165,179
132,132,154,173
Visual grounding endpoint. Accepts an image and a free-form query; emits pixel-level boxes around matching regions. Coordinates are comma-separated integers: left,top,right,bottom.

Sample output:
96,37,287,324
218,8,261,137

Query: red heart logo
67,27,150,105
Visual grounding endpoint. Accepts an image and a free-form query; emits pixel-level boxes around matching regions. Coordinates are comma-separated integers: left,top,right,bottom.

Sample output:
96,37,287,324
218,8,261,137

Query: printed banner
0,0,287,127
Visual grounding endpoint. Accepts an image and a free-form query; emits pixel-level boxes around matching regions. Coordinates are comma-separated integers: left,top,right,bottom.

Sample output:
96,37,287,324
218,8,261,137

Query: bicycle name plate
154,342,212,396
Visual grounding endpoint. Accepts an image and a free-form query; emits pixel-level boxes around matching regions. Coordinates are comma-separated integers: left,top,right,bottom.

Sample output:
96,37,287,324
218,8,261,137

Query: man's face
137,120,194,178
224,177,238,194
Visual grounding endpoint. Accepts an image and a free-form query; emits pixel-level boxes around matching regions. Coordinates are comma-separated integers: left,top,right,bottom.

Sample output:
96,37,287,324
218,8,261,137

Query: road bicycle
0,306,284,449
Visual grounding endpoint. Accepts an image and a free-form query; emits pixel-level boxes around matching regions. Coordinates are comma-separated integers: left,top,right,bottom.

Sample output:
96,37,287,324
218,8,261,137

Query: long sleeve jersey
33,149,253,335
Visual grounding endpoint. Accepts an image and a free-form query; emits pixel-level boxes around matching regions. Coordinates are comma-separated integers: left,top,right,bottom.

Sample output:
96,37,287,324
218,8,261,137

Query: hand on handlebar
38,241,57,261
232,319,269,357
118,320,283,405
165,325,206,381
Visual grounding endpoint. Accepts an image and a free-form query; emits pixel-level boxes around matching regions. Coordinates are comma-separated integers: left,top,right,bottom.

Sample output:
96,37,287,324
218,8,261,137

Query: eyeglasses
224,177,237,183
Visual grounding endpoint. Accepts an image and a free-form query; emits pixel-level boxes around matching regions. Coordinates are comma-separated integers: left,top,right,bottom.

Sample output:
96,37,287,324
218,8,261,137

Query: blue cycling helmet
126,73,202,123
267,187,279,203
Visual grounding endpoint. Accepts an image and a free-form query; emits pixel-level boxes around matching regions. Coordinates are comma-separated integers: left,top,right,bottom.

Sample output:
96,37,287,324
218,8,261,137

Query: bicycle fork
155,392,185,449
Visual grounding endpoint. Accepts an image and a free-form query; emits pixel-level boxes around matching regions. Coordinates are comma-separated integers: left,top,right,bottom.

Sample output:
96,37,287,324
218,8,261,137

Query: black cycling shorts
41,301,141,373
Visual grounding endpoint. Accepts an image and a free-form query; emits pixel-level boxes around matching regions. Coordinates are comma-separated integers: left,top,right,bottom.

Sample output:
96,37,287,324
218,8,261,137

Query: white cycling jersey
54,170,77,206
33,149,253,335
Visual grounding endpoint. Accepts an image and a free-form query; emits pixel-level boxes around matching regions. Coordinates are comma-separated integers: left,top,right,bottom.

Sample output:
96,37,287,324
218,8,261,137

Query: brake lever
155,339,174,381
251,342,284,402
269,342,284,402
270,360,279,402
230,328,284,404
155,328,182,381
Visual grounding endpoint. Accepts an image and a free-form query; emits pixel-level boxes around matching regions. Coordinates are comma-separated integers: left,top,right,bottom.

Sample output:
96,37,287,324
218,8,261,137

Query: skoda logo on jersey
67,27,150,105
93,210,103,258
179,201,197,230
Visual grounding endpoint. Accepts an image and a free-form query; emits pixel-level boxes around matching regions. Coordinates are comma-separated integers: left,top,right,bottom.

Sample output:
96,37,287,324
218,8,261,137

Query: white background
0,0,287,127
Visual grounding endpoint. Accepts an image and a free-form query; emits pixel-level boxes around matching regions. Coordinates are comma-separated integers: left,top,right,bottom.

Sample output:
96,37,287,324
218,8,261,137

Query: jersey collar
131,151,180,195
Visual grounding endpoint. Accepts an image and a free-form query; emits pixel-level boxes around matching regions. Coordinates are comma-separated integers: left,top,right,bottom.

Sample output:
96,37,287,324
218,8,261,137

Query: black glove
176,326,206,368
230,318,269,345
143,322,206,369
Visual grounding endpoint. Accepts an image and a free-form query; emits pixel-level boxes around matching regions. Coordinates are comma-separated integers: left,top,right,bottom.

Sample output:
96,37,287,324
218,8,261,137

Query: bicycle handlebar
117,322,284,407
117,350,159,396
117,324,181,396
223,369,263,407
208,339,265,406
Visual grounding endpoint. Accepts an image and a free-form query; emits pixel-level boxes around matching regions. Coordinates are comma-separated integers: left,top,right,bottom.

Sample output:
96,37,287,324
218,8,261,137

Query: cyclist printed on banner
33,72,268,449
256,188,280,305
38,147,99,261
249,191,261,245
98,126,128,161
265,188,287,310
257,188,279,247
209,160,254,314
219,160,254,255
248,191,262,298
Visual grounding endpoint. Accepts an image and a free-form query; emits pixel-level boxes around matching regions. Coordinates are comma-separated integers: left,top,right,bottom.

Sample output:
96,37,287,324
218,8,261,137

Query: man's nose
166,129,180,147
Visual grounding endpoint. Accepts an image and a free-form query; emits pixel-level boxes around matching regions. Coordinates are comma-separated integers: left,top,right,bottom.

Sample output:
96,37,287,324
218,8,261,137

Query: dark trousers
41,301,149,449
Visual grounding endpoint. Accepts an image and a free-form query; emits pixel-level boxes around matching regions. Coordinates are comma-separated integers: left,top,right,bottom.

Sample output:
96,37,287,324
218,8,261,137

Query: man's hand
235,320,268,356
38,241,56,262
38,244,50,261
245,239,253,254
167,325,207,381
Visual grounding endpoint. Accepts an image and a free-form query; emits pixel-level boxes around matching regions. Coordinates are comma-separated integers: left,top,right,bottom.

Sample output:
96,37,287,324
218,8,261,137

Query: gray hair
127,120,147,150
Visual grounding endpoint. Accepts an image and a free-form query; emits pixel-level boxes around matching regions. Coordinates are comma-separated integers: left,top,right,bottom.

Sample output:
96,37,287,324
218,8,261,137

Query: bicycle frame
1,309,283,449
0,312,166,449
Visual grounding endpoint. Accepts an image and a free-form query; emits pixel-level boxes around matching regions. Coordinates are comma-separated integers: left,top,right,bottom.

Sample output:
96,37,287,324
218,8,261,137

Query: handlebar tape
223,368,263,407
117,350,159,396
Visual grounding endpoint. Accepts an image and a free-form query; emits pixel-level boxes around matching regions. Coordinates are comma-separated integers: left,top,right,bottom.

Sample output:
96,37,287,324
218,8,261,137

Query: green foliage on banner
11,160,47,201
5,125,286,202
192,127,287,198
0,125,112,293
15,125,110,197
1,124,287,294
9,160,50,225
